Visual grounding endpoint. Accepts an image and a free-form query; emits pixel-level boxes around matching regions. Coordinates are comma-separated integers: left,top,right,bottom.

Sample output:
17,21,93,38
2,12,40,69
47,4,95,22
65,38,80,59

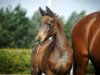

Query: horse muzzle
35,39,43,45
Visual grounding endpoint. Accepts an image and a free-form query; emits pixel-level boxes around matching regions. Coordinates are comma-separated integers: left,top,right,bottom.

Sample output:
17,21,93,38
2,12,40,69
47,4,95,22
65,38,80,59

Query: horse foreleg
65,72,70,75
73,57,89,75
46,69,55,75
30,67,42,75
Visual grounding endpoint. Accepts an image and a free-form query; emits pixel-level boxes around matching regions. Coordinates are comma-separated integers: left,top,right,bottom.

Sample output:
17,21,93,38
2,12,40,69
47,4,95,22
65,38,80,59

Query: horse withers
71,12,100,75
31,6,73,75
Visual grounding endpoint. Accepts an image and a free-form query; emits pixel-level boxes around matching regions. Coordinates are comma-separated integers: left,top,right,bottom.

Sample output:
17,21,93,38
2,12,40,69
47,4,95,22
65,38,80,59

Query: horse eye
48,22,52,26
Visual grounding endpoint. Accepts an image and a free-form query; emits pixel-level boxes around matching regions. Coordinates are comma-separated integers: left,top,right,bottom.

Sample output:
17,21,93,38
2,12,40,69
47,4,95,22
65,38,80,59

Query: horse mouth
35,36,54,45
35,40,43,45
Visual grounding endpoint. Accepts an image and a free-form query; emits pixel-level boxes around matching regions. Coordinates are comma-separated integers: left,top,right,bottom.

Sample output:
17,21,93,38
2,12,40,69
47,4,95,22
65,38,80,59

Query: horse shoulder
71,12,100,57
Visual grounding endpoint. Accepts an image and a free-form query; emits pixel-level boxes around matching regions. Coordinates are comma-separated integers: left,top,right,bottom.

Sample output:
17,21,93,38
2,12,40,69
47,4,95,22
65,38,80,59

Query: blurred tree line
0,5,85,48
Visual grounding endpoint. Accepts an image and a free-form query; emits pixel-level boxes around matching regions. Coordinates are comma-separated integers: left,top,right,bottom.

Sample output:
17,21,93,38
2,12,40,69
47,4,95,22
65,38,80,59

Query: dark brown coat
31,7,73,75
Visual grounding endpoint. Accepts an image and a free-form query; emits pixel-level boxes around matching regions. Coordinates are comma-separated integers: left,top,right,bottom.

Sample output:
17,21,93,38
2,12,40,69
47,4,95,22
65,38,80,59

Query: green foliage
87,63,95,74
0,5,85,48
0,49,32,74
0,49,94,74
30,10,41,44
0,5,35,48
63,11,86,43
0,50,13,73
0,4,94,74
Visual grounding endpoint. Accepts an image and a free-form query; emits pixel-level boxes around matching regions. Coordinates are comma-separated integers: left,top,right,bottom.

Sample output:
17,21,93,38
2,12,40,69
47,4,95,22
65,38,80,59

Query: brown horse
31,6,73,75
71,11,100,75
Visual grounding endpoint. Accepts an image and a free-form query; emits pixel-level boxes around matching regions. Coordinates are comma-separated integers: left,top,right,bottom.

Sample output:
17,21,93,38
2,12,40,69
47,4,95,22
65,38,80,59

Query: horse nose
35,38,42,45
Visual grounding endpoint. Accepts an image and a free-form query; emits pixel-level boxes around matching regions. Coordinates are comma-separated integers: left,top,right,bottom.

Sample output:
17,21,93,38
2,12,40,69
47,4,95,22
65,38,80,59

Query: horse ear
39,7,47,16
46,6,55,16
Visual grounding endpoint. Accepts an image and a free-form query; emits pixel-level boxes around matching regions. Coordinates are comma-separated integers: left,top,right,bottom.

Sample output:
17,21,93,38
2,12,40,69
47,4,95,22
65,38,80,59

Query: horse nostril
35,39,42,45
35,39,39,43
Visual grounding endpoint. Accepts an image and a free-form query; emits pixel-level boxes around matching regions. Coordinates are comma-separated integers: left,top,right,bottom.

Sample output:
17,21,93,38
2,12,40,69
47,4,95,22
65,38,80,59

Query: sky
0,0,100,20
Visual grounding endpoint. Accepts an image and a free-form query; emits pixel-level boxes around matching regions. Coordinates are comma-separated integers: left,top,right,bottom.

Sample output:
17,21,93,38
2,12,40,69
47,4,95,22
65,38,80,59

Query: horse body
47,21,73,75
71,12,100,75
31,38,54,74
31,7,73,75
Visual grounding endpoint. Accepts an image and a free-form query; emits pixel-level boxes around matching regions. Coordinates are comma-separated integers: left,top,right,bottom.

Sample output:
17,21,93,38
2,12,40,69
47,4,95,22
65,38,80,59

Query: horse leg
30,67,42,75
72,36,89,75
94,67,100,75
46,69,55,75
91,60,100,75
73,48,89,75
73,56,89,75
65,72,70,75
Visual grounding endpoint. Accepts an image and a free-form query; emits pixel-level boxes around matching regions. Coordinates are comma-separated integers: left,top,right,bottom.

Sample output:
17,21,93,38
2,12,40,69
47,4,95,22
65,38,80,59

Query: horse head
35,6,59,45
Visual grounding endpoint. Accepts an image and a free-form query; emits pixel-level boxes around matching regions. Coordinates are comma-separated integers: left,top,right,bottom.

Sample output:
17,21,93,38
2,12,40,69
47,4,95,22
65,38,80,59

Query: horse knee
30,67,42,75
74,57,89,75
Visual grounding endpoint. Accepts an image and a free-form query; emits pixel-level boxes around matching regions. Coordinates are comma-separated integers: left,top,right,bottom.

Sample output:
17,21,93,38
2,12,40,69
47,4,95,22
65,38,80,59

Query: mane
55,17,68,42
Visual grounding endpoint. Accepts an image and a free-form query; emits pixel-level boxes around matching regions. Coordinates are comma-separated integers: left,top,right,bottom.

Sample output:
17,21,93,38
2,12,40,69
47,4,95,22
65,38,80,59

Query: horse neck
55,20,70,52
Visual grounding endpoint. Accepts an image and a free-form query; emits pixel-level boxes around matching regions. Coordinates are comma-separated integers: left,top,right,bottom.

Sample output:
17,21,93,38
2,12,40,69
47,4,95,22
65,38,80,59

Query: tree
63,11,86,43
30,10,41,45
0,5,86,48
0,5,34,48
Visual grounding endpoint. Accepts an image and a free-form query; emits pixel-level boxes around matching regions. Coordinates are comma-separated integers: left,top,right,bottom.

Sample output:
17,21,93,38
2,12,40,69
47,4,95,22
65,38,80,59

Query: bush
87,63,95,74
0,49,95,74
0,49,32,74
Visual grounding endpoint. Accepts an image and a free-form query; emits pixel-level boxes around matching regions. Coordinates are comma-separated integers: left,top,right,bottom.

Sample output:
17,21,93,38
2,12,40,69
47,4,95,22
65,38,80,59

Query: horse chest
48,48,69,72
50,51,68,63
